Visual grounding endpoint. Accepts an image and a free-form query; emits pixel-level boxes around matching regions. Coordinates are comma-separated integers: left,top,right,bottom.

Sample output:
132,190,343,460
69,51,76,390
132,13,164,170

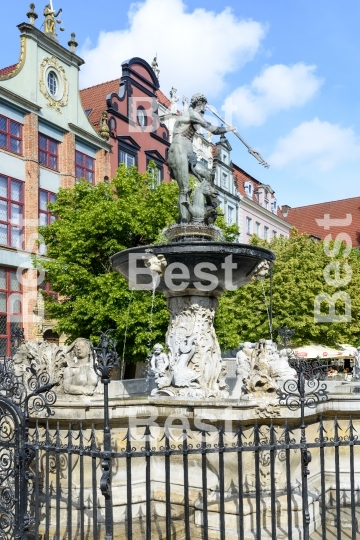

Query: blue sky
2,1,360,208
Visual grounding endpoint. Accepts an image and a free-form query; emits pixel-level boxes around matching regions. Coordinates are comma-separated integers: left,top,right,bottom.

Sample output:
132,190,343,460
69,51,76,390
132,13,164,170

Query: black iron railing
0,328,360,540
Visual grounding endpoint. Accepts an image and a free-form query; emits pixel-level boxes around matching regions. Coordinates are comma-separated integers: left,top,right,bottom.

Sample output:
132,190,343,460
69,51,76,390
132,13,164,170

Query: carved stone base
163,223,223,243
152,294,229,399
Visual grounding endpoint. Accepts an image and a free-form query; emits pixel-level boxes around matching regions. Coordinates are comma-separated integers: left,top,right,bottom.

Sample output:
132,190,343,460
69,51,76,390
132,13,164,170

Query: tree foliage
38,165,239,363
215,232,360,349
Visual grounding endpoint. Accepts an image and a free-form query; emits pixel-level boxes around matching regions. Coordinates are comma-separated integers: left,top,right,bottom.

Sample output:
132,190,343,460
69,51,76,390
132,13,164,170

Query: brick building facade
80,58,170,183
0,8,111,353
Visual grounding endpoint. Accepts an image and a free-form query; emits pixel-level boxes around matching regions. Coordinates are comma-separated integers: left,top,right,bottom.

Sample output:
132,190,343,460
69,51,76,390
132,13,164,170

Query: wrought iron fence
0,328,359,540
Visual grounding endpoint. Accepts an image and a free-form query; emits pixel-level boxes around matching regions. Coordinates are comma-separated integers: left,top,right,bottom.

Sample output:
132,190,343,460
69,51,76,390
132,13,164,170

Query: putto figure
167,93,235,223
150,344,171,389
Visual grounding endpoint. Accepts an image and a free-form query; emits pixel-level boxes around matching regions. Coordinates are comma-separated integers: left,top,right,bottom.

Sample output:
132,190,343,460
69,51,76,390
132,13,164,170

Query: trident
206,104,270,168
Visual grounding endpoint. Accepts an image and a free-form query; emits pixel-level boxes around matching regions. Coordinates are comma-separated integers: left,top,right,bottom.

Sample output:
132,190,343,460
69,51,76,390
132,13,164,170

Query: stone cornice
17,23,84,68
0,86,41,112
68,123,112,151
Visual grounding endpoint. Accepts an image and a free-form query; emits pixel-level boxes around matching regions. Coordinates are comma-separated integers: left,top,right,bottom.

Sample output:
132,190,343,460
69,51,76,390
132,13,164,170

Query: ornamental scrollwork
277,327,330,412
0,358,58,417
39,56,69,113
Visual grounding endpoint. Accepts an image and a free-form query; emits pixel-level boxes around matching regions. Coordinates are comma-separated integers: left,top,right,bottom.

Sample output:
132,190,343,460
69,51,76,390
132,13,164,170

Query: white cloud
224,63,322,126
269,118,360,171
79,0,266,98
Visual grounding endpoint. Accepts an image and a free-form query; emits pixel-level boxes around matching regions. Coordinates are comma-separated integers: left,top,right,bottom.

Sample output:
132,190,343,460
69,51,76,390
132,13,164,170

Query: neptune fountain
111,92,275,399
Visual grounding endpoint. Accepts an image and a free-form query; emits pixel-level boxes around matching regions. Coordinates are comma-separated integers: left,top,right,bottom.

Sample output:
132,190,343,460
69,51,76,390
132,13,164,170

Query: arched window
137,106,147,128
47,71,58,97
43,329,59,345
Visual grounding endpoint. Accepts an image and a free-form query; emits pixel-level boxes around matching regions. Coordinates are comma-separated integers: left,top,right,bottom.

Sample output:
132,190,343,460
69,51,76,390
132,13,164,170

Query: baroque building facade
0,6,111,353
80,58,170,184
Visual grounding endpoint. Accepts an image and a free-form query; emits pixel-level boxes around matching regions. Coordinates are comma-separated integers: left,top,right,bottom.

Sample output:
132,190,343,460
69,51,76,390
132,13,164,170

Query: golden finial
27,3,38,25
99,111,110,141
68,32,78,52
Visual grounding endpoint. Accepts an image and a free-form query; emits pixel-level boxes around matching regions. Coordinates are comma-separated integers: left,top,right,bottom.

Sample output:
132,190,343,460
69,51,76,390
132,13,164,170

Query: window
0,175,23,249
244,181,252,197
227,206,234,225
0,114,22,154
147,163,162,187
222,173,228,188
264,226,269,240
273,230,277,238
255,222,261,236
39,134,59,170
47,71,58,97
137,106,147,128
0,267,21,358
39,279,57,302
119,150,135,168
200,158,208,168
39,189,57,227
246,217,252,235
75,150,95,183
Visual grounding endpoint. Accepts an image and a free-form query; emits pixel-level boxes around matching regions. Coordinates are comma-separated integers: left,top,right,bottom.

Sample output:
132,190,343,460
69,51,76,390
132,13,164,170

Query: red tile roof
285,197,360,246
80,81,173,132
233,163,262,197
232,163,287,220
156,89,171,109
0,64,17,77
80,79,119,130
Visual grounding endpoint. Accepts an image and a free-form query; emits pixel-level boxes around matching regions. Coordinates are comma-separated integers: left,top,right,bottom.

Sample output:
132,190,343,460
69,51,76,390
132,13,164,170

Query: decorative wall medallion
39,56,69,113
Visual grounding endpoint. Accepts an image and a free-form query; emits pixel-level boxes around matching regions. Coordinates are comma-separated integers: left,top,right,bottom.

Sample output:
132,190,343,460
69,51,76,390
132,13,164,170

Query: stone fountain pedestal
111,238,275,399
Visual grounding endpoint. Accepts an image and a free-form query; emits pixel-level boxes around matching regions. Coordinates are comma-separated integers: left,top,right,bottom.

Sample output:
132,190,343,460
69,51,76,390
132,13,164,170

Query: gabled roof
80,79,119,130
233,163,263,197
232,163,287,220
0,64,17,77
285,196,360,246
156,89,171,109
80,80,173,132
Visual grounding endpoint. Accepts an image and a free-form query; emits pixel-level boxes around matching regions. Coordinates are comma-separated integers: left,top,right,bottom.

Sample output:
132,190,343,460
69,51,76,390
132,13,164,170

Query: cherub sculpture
150,344,171,389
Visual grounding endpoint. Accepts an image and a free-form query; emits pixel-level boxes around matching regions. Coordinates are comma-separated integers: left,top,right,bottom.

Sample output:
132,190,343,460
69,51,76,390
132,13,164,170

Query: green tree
37,165,239,364
37,165,178,363
215,232,360,349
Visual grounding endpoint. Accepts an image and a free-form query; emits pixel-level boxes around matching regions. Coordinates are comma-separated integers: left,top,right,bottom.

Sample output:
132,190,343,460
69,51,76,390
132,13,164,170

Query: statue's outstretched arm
190,110,234,135
54,8,62,17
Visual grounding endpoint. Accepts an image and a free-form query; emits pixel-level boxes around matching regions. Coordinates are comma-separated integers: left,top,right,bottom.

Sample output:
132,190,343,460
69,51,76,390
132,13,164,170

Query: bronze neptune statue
167,93,235,223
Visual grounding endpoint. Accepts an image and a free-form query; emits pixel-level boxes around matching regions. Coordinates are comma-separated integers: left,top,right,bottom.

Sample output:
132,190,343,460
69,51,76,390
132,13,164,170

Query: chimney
281,204,291,217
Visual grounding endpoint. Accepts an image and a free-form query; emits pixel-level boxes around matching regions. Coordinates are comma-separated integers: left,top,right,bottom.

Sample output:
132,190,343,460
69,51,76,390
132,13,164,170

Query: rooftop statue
43,3,62,38
167,93,236,224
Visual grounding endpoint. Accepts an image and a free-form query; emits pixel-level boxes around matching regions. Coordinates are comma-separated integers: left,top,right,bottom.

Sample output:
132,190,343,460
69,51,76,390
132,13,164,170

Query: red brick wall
60,132,76,189
22,113,40,340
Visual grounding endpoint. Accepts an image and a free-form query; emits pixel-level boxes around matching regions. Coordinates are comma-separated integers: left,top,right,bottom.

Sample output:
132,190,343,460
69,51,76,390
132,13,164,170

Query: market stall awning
292,344,354,359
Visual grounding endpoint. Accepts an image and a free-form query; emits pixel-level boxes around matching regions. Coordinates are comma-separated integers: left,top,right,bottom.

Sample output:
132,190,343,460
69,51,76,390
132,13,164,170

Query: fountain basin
110,241,275,295
111,240,275,399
